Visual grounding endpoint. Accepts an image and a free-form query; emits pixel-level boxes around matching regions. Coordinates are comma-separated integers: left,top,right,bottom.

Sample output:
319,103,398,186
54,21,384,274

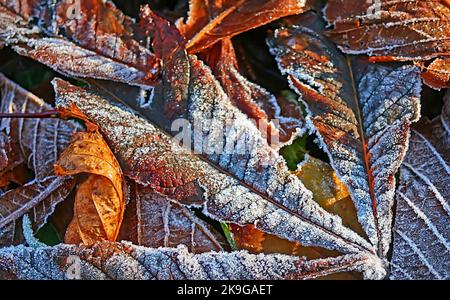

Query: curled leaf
177,0,309,53
54,132,125,245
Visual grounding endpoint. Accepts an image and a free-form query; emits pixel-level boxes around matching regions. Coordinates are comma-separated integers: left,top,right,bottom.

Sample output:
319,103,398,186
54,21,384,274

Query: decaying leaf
0,73,77,246
417,58,450,90
0,241,373,280
203,38,305,145
52,78,385,279
118,183,224,253
268,19,422,257
323,0,450,89
0,0,160,87
177,0,309,53
390,97,450,280
54,131,125,245
0,177,75,246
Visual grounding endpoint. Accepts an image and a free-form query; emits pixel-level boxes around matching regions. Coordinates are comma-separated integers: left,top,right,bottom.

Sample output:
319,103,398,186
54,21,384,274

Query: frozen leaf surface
0,0,160,87
268,23,422,256
177,0,309,53
323,0,450,89
0,241,372,280
203,38,304,145
52,78,380,269
119,184,224,253
390,97,450,280
0,74,78,246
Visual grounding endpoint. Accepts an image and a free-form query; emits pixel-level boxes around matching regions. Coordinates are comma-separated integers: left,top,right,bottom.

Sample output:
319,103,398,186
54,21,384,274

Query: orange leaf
177,0,308,53
54,132,125,245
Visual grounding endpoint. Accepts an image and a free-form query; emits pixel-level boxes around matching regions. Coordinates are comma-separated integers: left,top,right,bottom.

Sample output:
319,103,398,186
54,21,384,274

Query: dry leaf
0,241,372,280
177,0,309,53
0,73,77,246
323,0,450,89
0,0,160,87
54,131,125,245
390,96,450,280
118,183,225,253
52,78,383,279
268,17,421,257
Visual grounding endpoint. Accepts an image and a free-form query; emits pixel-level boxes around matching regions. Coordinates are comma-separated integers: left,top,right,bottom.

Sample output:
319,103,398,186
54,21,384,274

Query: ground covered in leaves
0,0,448,280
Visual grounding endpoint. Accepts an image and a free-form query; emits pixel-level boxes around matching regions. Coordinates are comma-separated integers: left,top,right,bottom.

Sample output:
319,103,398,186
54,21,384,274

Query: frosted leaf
52,77,376,257
323,0,450,89
118,184,225,253
0,74,77,246
323,0,449,62
0,1,159,87
390,125,450,279
0,177,75,246
268,23,422,256
204,39,305,146
176,0,309,53
0,241,374,280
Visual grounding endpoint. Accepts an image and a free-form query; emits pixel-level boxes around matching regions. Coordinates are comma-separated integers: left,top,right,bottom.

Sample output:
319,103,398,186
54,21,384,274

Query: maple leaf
0,241,373,280
118,183,225,253
176,0,310,53
0,0,160,87
390,95,450,280
0,74,78,246
323,0,450,89
267,17,422,257
52,78,384,278
54,131,125,245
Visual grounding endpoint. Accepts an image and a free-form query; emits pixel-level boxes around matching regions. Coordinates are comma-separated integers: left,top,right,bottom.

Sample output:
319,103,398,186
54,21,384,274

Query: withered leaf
0,241,372,280
418,58,450,90
203,38,305,145
54,132,125,245
268,20,422,257
390,97,450,280
323,0,450,89
0,73,78,246
119,184,224,253
52,78,383,279
0,0,160,87
176,0,309,53
0,177,75,247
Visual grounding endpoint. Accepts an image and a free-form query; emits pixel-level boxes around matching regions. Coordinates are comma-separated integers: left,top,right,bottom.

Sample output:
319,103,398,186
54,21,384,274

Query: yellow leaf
54,132,125,245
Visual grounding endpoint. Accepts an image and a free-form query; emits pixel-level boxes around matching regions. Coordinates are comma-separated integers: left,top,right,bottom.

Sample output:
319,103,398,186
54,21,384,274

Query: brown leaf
52,78,382,279
323,0,450,89
0,241,372,280
54,132,125,245
177,0,309,53
268,15,422,256
390,95,450,279
0,73,78,246
0,0,160,87
118,183,224,253
417,58,450,90
202,38,304,145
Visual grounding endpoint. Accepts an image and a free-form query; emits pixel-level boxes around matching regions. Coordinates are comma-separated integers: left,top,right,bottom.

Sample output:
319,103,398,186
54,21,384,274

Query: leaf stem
0,110,60,119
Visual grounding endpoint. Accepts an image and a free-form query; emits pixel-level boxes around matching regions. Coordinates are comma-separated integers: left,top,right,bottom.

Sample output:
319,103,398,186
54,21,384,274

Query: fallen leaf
323,0,450,89
54,131,125,245
0,241,372,280
0,0,160,87
417,58,450,90
202,38,305,145
52,78,383,279
118,183,225,253
0,73,78,246
177,0,309,53
268,16,422,257
390,95,450,279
